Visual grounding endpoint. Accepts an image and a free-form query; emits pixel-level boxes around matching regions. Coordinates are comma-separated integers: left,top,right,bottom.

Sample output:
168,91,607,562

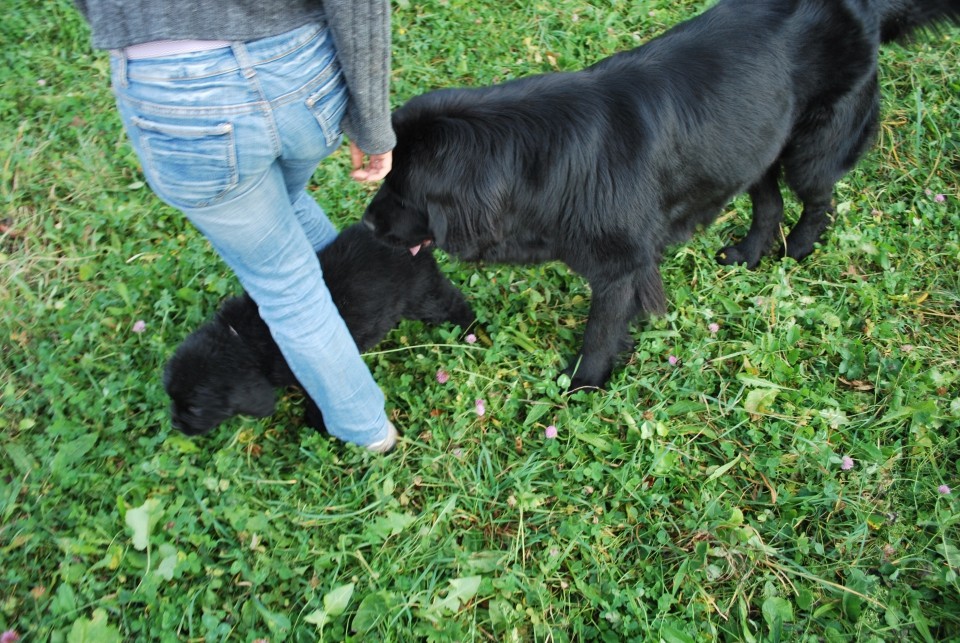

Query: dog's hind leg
782,81,880,261
565,265,664,389
717,164,784,268
782,189,835,262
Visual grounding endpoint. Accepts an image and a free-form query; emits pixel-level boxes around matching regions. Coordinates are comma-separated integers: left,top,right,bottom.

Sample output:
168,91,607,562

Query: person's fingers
363,151,393,181
351,150,393,182
349,141,364,172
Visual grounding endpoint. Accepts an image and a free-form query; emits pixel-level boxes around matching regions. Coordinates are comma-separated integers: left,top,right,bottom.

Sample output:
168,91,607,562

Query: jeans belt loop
230,42,257,79
111,50,129,88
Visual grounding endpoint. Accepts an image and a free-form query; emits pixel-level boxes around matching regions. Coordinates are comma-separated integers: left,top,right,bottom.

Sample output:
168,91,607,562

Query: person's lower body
110,23,395,449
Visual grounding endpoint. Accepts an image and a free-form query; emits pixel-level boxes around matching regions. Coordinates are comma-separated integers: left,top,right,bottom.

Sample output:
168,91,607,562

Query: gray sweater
74,0,395,154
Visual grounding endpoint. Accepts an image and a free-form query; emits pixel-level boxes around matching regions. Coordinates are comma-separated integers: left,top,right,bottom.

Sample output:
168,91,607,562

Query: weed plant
1,0,958,640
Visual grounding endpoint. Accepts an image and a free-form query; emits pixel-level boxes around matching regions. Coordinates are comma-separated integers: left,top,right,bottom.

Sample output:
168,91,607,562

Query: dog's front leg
564,269,655,389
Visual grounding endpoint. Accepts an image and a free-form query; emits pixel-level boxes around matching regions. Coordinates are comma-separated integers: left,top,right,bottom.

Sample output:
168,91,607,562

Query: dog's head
362,179,440,256
363,94,507,259
163,321,276,436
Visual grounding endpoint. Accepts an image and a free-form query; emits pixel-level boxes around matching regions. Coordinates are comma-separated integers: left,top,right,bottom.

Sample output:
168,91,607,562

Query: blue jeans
111,24,389,446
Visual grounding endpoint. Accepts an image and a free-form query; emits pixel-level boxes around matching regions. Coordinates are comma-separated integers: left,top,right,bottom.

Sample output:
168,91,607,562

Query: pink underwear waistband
123,39,232,60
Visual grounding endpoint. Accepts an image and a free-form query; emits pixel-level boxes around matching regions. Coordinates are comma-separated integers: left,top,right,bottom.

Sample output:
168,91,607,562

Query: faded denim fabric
112,23,390,446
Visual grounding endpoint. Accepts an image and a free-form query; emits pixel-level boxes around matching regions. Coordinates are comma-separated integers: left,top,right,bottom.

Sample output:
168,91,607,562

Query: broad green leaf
67,609,122,643
163,433,200,454
736,374,785,390
304,608,330,629
352,591,389,634
574,431,612,452
125,498,163,551
724,506,744,527
366,511,416,542
661,623,696,643
523,402,552,427
448,576,481,602
819,408,849,429
935,543,960,567
744,389,779,415
253,598,291,634
51,433,98,476
463,551,506,574
762,596,794,627
305,583,355,630
705,455,741,482
428,576,482,616
5,442,36,476
323,582,355,617
665,400,706,416
154,544,179,581
77,263,94,281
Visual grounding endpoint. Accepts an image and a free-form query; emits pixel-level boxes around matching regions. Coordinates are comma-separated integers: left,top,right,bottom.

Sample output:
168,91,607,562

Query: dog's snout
169,407,186,431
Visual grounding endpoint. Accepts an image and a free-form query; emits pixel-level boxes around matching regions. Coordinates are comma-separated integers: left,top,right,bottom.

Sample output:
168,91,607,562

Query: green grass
2,0,959,640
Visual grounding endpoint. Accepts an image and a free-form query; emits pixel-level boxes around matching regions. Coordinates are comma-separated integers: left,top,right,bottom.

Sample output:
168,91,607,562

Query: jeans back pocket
132,116,239,209
305,72,348,148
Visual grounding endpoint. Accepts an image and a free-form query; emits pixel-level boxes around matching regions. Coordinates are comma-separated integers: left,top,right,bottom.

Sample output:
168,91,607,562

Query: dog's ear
426,199,449,246
426,174,505,249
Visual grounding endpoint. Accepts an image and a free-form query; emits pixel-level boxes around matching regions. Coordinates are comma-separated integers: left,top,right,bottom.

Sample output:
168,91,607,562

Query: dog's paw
560,364,606,392
782,240,818,263
716,244,759,268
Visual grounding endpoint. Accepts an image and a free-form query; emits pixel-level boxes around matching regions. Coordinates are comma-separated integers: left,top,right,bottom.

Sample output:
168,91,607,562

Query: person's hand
350,141,392,181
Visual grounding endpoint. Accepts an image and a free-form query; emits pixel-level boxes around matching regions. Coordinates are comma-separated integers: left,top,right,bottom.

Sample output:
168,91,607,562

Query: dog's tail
874,0,960,42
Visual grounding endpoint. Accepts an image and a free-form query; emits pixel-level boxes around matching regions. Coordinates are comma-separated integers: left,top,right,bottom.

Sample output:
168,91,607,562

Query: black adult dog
163,223,474,435
363,0,960,389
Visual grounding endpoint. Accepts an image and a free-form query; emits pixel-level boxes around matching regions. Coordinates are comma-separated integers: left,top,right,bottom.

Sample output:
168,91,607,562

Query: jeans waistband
112,22,329,85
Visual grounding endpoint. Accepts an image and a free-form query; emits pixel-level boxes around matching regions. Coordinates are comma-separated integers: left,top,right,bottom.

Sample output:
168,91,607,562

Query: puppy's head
362,180,440,256
163,321,276,436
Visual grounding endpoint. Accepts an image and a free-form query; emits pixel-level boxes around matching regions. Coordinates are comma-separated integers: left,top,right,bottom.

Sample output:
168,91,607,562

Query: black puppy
164,223,474,435
363,0,960,389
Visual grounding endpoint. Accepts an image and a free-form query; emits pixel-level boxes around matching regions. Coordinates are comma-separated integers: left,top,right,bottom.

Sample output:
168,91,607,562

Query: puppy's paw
449,304,476,330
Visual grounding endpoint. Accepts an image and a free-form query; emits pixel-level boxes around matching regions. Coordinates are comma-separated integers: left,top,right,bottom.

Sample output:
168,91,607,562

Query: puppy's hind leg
717,164,784,268
303,397,328,434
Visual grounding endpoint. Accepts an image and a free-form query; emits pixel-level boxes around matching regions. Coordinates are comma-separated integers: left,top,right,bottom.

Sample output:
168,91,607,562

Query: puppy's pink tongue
408,240,432,256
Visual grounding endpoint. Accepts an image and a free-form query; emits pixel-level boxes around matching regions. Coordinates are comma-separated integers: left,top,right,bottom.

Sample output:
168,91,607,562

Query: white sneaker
366,420,398,453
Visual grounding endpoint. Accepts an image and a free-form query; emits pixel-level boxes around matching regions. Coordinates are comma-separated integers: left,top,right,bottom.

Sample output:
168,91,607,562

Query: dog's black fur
163,223,475,435
363,0,960,389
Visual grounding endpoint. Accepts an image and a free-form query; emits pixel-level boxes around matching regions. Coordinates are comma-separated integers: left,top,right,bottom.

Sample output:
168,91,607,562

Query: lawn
2,0,958,641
